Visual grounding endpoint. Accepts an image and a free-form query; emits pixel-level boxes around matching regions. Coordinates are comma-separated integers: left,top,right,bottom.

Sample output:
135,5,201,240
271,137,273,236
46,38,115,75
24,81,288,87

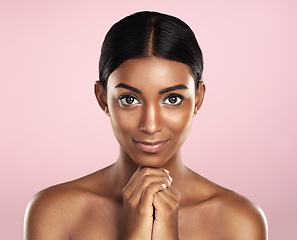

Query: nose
139,103,163,135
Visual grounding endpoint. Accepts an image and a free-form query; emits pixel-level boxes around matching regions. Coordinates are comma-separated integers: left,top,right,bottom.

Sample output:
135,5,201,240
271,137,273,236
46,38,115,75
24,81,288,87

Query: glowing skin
100,58,202,239
105,57,200,168
24,57,267,240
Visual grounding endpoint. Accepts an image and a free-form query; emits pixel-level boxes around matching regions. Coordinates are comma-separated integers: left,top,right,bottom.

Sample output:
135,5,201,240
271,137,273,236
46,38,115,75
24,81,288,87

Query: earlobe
94,81,110,117
194,81,206,116
104,106,110,116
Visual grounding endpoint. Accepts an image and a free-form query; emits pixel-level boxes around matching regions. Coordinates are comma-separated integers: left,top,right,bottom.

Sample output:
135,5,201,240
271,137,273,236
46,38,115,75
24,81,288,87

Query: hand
152,186,180,240
121,167,173,240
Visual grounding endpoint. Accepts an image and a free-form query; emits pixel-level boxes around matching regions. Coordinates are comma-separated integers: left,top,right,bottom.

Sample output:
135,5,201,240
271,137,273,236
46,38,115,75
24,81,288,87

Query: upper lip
133,139,169,145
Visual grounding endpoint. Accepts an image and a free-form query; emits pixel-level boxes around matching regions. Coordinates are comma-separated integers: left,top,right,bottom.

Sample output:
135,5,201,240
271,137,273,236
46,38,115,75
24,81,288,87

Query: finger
164,187,181,203
128,166,142,184
127,167,172,199
140,182,167,211
153,189,180,211
130,175,171,205
153,191,168,210
137,167,171,183
122,167,142,200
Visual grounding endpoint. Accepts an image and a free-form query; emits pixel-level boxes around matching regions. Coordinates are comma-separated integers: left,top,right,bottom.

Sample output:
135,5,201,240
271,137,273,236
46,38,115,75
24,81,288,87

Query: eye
163,94,184,106
118,95,141,106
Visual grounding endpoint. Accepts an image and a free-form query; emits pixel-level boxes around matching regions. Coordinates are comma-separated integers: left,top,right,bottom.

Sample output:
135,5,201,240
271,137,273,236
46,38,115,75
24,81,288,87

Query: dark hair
99,11,203,91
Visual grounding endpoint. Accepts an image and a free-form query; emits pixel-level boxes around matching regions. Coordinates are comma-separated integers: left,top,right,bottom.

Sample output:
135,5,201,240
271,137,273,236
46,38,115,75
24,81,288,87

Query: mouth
133,139,169,153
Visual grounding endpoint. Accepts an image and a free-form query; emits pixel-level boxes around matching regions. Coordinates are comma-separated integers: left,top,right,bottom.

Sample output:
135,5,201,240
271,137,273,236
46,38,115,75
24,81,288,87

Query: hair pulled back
99,11,203,90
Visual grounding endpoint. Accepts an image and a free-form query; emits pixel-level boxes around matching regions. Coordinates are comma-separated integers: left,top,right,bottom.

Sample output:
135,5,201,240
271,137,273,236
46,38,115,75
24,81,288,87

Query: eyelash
118,94,141,106
118,93,184,107
163,93,184,106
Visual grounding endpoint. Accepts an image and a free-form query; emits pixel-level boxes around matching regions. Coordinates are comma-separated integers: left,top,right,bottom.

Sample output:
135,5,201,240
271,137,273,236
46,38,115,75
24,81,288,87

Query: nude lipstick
133,139,169,153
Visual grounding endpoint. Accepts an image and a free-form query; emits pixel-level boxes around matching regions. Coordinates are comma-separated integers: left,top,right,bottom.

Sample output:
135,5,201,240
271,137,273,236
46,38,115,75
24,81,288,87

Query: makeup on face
132,139,170,153
106,57,198,167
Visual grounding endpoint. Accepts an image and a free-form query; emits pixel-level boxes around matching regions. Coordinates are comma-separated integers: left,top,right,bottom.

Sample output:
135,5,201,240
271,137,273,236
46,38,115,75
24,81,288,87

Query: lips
133,139,169,153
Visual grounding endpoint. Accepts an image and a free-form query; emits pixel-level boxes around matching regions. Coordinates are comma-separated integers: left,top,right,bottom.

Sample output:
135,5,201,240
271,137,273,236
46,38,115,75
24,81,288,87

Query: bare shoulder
215,189,268,240
208,188,268,240
24,166,113,240
185,170,268,240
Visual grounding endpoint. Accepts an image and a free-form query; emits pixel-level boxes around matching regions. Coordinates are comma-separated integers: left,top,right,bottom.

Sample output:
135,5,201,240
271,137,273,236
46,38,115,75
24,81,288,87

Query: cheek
164,101,194,130
108,101,139,141
164,103,195,148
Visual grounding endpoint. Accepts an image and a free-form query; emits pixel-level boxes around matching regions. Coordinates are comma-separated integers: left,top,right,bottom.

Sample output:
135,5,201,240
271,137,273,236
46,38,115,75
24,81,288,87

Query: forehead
107,57,195,92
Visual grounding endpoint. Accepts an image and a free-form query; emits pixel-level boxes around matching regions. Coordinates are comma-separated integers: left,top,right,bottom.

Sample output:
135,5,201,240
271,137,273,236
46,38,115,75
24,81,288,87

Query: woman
24,11,267,240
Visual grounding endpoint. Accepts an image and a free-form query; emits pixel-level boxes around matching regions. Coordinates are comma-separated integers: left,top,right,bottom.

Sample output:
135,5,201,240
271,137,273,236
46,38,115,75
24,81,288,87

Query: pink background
1,0,296,239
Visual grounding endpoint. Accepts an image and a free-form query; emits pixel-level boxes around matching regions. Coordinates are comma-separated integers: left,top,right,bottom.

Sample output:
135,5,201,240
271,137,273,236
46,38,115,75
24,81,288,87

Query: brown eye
119,95,141,106
163,94,184,106
126,96,135,104
169,96,177,103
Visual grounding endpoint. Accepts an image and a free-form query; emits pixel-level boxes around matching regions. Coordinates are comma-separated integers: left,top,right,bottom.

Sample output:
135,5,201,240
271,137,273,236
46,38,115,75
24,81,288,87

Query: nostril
139,123,162,135
138,106,163,134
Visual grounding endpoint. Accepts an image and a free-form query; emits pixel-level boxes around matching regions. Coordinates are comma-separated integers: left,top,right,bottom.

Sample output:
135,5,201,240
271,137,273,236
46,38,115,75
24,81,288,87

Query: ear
94,81,110,116
194,81,206,116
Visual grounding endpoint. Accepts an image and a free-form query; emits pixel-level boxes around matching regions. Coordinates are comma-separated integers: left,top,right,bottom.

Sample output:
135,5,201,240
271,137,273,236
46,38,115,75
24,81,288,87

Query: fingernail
162,183,167,189
168,175,173,182
163,169,169,174
165,178,171,186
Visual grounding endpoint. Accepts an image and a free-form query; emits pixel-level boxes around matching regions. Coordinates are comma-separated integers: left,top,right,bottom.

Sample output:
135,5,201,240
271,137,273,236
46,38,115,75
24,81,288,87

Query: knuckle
154,190,160,196
142,174,152,184
172,201,179,210
142,174,150,180
143,185,152,194
128,199,137,208
123,194,128,201
144,184,156,195
142,167,150,175
122,189,130,200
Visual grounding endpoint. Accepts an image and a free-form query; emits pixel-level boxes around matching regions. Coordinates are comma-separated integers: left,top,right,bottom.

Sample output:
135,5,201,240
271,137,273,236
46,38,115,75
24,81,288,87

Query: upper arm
24,189,72,240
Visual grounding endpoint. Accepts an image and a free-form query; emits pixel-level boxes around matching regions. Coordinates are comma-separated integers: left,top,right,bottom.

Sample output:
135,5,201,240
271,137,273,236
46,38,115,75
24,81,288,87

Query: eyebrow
114,83,142,94
158,84,188,94
114,83,188,95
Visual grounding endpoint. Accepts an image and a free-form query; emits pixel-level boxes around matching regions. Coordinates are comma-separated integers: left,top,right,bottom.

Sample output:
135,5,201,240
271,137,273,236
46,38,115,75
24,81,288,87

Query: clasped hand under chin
122,167,180,240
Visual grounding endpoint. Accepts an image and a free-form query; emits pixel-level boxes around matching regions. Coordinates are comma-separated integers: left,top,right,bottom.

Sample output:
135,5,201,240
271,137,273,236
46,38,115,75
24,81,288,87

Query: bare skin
24,57,267,240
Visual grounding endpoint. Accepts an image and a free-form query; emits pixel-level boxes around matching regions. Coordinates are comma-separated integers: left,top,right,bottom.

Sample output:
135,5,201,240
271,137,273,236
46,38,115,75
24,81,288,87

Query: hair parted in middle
99,11,203,91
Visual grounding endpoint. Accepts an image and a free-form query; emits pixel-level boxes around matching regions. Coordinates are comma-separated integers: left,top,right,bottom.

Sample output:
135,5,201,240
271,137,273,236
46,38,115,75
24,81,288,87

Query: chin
130,152,173,168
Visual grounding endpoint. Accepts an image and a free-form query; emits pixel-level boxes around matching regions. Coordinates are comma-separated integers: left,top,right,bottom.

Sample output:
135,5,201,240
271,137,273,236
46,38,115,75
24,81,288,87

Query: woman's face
102,57,204,168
